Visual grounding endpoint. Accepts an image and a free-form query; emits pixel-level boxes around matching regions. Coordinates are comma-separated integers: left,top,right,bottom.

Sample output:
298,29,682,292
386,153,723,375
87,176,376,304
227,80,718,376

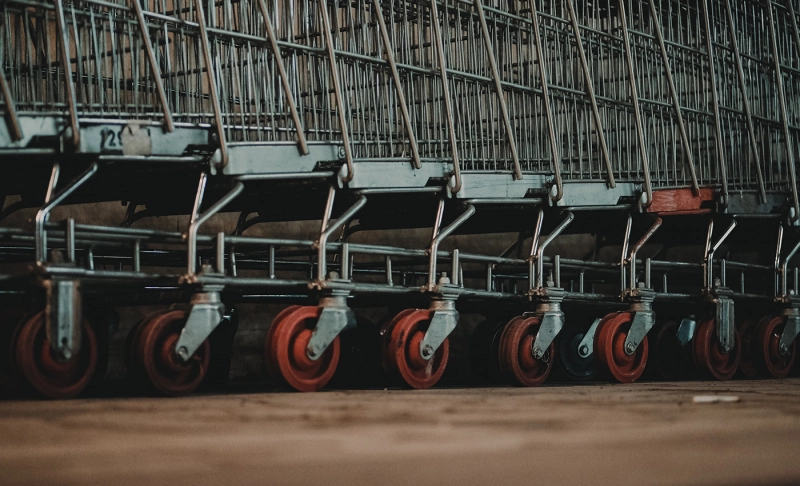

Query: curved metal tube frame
35,163,98,264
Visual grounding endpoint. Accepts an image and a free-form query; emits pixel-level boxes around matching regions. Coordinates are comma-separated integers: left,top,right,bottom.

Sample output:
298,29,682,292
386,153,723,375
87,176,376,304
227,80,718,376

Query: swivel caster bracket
779,309,800,356
622,288,656,355
623,310,655,355
676,318,697,347
420,294,459,361
306,289,356,361
176,287,224,362
528,288,566,360
708,287,735,354
45,278,82,361
577,317,602,359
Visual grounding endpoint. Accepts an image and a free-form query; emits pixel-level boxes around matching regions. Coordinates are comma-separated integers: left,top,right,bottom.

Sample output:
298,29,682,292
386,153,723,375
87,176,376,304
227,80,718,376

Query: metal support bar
318,1,354,183
54,0,80,148
66,219,75,263
780,241,800,297
371,0,420,169
647,0,698,194
429,0,464,191
617,0,652,207
722,0,766,202
427,205,476,291
35,163,98,264
133,240,141,272
131,0,174,132
474,0,523,185
700,0,729,203
193,0,228,167
257,0,308,155
216,232,225,274
187,182,245,276
704,218,738,289
0,67,22,141
533,212,574,289
525,0,562,200
766,1,800,221
564,0,614,188
626,217,663,290
318,195,367,280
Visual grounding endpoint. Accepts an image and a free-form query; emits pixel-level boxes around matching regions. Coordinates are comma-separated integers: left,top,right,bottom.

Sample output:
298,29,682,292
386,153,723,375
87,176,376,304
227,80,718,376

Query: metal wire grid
1,0,798,196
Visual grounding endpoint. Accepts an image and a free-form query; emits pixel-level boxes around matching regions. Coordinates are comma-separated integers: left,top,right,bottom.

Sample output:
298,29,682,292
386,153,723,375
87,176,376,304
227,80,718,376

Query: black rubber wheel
468,319,506,385
555,323,596,381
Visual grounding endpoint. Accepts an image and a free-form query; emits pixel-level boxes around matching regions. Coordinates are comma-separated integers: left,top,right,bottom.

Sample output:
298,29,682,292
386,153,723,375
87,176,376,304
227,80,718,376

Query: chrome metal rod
474,0,522,183
35,163,98,264
318,0,354,183
317,195,367,280
187,182,244,276
766,1,799,221
429,0,464,191
54,0,80,148
130,0,174,132
193,0,228,167
371,0,420,170
428,205,476,289
257,0,308,155
0,68,22,141
722,0,766,202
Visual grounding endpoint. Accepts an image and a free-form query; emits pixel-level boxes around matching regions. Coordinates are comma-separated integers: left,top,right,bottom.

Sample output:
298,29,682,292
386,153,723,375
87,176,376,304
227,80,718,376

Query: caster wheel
0,308,27,396
468,319,505,385
555,322,596,381
332,315,381,388
595,312,648,383
383,309,448,389
737,319,759,378
133,310,210,396
14,311,98,399
651,320,692,381
265,305,339,392
692,316,739,381
498,316,554,387
753,316,795,378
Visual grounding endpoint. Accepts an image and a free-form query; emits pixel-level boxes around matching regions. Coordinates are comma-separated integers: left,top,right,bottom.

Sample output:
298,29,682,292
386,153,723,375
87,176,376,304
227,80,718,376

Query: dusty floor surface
1,380,799,486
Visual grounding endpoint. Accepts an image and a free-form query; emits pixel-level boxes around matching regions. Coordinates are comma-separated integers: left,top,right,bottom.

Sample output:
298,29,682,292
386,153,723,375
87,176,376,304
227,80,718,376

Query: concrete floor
1,380,799,486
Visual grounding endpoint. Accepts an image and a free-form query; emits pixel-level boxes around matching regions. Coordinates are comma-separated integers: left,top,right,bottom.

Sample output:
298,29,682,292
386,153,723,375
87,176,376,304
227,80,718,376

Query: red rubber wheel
268,306,339,392
265,305,302,381
380,309,417,377
134,310,210,396
692,316,740,381
14,311,98,399
384,309,448,389
753,316,795,378
737,318,759,378
0,308,28,396
498,316,554,387
595,312,649,383
652,320,692,381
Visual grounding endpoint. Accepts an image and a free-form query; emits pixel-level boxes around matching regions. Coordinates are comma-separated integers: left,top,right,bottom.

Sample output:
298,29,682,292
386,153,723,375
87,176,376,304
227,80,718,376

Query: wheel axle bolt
177,346,189,360
626,342,636,354
422,344,434,358
579,344,589,357
533,348,543,360
780,343,788,353
308,344,320,357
